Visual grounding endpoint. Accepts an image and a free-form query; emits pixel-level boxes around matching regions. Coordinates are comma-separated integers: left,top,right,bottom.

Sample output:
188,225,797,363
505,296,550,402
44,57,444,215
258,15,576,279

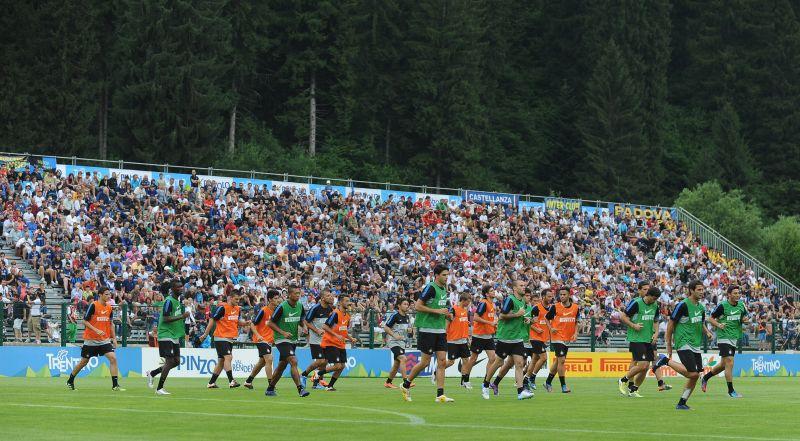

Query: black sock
267,385,275,391
528,374,536,384
158,376,167,390
328,377,338,387
621,376,628,383
318,368,327,377
517,387,524,394
658,379,664,387
559,376,566,387
402,379,411,389
246,375,254,384
483,380,490,388
437,388,444,397
727,381,734,394
678,398,687,406
628,381,635,390
546,373,555,385
461,374,469,383
385,377,393,384
112,376,119,388
68,373,75,384
297,384,303,392
522,376,529,386
150,367,162,377
209,373,219,385
301,369,310,377
629,384,638,392
226,370,234,383
492,377,502,386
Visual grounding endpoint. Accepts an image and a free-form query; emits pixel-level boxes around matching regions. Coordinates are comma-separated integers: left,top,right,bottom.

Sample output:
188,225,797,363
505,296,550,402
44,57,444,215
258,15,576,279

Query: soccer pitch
1,377,797,441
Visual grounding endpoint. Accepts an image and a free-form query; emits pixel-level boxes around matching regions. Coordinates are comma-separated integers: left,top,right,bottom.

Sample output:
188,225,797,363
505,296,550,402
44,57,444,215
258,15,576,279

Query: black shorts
470,337,495,354
158,340,181,358
256,342,272,357
530,340,547,355
81,344,114,359
629,342,655,362
417,332,447,355
495,341,525,359
276,342,297,361
523,345,533,358
214,341,233,358
677,350,704,373
310,344,325,360
550,343,569,357
390,346,406,360
718,343,737,357
323,346,347,364
447,343,470,360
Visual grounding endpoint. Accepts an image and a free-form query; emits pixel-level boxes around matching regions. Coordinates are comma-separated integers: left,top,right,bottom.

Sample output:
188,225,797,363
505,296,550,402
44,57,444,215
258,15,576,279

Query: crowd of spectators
0,161,797,349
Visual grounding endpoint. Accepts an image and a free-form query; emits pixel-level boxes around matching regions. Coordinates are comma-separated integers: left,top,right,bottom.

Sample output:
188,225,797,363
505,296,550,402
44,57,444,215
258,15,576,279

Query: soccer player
244,289,281,390
654,280,714,410
146,280,189,395
66,287,124,391
462,285,498,388
384,297,412,389
628,281,671,391
702,285,747,398
618,285,660,398
399,264,453,403
301,289,334,390
445,294,472,389
198,290,249,388
545,285,579,393
320,293,358,391
265,285,310,397
482,279,534,400
525,288,553,391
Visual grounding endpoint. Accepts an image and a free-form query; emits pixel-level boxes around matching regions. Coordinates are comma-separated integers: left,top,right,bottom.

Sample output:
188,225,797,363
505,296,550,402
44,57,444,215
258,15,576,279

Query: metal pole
60,303,67,347
368,310,375,349
122,303,128,347
0,302,4,346
590,317,596,352
771,320,776,354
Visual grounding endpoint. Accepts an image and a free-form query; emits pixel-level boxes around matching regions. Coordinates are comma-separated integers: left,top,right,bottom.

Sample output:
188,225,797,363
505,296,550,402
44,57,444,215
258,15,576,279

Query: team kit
66,267,747,410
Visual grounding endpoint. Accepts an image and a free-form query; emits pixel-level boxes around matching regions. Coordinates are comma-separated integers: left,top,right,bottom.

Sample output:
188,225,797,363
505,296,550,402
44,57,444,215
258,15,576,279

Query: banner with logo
609,203,676,221
464,190,518,206
548,351,730,378
0,347,141,377
737,354,800,377
545,197,582,212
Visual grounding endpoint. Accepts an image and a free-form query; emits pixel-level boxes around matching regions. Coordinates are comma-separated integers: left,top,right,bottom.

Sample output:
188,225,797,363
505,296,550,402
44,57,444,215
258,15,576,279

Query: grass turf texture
0,377,797,441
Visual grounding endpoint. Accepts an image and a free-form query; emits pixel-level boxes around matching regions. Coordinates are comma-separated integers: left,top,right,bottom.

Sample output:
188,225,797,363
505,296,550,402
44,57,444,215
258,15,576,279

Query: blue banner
735,353,800,377
464,189,518,206
0,347,142,378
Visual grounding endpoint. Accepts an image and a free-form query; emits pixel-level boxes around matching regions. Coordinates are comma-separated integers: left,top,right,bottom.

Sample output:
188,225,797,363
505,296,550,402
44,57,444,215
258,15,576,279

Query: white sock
681,388,691,400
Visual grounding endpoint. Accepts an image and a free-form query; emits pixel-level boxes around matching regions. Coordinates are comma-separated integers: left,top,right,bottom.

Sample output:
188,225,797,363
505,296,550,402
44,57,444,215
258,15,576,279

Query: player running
384,298,412,388
244,289,281,390
400,264,453,403
545,285,579,393
146,280,189,395
320,293,358,391
198,290,249,389
702,285,747,398
462,285,498,389
525,288,553,391
618,285,660,398
66,287,125,391
628,281,671,391
265,285,310,397
482,280,534,401
301,289,334,390
654,280,714,410
446,294,472,389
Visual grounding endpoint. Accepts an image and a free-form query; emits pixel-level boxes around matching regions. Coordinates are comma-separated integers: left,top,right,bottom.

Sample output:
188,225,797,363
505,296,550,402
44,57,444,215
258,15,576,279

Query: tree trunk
98,83,108,159
228,102,237,154
309,72,317,157
384,118,391,163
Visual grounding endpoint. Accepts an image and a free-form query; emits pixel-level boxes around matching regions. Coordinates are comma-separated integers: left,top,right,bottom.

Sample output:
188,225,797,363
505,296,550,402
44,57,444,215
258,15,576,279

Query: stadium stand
0,156,797,350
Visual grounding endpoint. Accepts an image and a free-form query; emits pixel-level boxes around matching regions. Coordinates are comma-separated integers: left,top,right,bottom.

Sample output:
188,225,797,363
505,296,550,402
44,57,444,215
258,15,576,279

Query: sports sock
620,376,628,383
267,385,275,391
677,387,692,405
437,388,444,397
492,377,502,386
628,381,635,390
528,374,536,384
558,376,566,387
727,381,734,394
402,379,411,389
385,377,393,384
150,367,162,377
318,368,327,377
246,375,254,384
158,376,167,390
209,373,219,385
658,379,664,387
629,384,639,392
522,376,529,387
328,377,338,387
461,374,469,383
68,373,75,384
483,380,490,388
517,387,524,394
226,370,234,382
546,373,555,385
703,371,713,382
297,384,303,392
112,376,119,388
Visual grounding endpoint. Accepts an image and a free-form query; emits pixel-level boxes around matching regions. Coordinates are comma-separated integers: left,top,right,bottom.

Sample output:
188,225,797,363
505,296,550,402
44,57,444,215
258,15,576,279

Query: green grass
1,376,797,440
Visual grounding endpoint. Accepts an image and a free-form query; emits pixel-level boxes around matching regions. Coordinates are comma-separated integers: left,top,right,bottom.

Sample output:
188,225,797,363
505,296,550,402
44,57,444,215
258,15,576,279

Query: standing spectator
12,293,28,342
27,291,43,343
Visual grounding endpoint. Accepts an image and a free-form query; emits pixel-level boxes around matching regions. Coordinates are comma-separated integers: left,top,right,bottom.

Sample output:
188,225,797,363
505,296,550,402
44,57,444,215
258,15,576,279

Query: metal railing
675,207,800,299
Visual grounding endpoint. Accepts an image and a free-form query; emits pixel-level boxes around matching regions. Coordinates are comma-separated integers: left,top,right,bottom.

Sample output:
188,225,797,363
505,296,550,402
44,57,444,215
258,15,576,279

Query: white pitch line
4,402,797,441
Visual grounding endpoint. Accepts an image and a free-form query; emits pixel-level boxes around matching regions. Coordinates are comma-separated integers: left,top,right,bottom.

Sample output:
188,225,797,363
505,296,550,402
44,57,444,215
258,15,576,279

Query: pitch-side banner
464,190,519,206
